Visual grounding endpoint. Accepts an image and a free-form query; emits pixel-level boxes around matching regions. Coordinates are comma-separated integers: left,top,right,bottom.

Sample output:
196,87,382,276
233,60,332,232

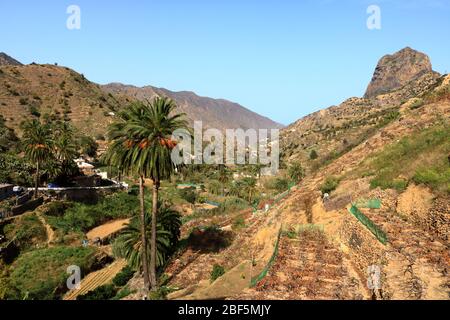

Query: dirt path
63,259,127,300
36,212,55,246
86,219,130,241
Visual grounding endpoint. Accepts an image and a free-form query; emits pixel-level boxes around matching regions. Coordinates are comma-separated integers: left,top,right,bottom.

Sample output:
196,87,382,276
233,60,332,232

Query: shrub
95,134,105,141
77,284,117,300
112,266,135,287
148,286,175,300
320,176,339,194
409,98,424,110
210,264,225,283
288,162,305,183
178,187,197,205
232,216,246,230
273,177,290,192
309,149,318,160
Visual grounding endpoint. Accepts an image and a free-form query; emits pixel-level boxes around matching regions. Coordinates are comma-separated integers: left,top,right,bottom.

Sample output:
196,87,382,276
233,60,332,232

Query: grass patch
358,125,450,193
3,213,47,252
8,246,97,300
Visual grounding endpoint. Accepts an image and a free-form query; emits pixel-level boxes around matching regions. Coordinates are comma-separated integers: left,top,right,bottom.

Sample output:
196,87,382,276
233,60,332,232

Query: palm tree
21,120,53,198
288,161,305,184
54,131,78,175
241,177,257,203
105,97,187,292
113,201,182,271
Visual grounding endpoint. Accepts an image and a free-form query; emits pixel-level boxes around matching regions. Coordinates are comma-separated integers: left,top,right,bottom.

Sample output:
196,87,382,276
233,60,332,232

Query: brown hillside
0,63,121,136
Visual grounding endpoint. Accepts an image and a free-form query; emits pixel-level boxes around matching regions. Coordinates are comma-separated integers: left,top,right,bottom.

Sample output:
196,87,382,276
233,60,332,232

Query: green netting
354,198,381,209
250,228,282,287
348,205,388,245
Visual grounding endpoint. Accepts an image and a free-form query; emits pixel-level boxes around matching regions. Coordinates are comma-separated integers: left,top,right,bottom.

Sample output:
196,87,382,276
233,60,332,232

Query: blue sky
1,0,449,125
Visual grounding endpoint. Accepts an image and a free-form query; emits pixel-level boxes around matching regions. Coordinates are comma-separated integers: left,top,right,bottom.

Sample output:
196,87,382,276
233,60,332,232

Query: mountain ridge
102,82,283,130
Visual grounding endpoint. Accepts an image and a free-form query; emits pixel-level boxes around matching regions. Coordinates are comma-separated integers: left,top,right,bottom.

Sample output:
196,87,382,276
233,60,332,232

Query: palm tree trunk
150,178,159,291
139,175,151,293
34,161,40,199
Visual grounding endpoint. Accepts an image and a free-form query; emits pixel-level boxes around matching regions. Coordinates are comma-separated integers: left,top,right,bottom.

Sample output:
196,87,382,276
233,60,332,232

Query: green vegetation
105,97,188,292
112,265,135,287
210,264,225,283
178,187,197,206
21,119,53,197
409,98,424,110
3,213,47,252
288,162,305,183
320,176,340,194
74,265,135,300
232,216,246,230
413,167,450,194
77,284,117,300
45,192,139,234
0,115,19,153
361,125,450,193
78,135,98,158
113,202,182,272
309,149,318,160
7,246,96,300
0,153,34,186
17,119,82,191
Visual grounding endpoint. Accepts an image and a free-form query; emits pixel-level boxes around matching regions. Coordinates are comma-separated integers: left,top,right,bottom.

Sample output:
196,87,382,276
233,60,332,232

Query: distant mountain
364,47,438,98
102,83,283,131
0,53,281,139
0,52,22,66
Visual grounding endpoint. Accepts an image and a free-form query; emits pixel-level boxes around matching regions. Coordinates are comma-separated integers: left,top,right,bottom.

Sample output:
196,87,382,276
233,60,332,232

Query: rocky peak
364,47,436,98
0,52,22,66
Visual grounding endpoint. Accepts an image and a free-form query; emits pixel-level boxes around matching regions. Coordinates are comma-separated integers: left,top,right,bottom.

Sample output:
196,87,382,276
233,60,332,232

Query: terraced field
64,259,127,300
235,229,367,300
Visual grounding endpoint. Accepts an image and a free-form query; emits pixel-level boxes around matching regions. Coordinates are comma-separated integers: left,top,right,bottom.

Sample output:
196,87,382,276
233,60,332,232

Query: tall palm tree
105,97,187,292
21,120,53,198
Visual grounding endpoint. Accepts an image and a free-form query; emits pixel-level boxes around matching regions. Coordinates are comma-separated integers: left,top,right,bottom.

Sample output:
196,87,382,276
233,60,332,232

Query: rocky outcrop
364,47,437,98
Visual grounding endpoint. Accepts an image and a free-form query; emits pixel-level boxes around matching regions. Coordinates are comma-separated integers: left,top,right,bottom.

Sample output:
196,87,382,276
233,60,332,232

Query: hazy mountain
102,83,283,130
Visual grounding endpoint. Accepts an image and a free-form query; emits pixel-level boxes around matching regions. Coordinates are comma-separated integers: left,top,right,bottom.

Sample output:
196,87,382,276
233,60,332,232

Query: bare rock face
0,52,22,66
364,47,435,98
